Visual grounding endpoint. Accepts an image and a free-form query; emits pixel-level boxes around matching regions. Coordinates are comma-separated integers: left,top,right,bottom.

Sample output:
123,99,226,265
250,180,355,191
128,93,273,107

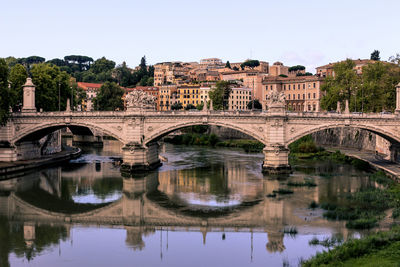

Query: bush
309,201,319,209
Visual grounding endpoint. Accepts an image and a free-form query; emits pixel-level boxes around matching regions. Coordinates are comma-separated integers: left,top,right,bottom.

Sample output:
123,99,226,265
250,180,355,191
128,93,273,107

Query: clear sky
1,0,399,72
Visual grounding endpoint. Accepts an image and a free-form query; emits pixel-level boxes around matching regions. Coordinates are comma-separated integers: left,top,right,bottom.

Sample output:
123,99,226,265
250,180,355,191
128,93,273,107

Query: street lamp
361,83,364,114
252,76,255,110
58,82,61,111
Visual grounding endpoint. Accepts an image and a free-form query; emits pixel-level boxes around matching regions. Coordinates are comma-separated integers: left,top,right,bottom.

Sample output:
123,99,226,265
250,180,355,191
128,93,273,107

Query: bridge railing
10,109,400,119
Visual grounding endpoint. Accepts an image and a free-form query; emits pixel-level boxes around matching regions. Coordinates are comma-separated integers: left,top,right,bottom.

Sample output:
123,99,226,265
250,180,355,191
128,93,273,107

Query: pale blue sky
1,0,399,72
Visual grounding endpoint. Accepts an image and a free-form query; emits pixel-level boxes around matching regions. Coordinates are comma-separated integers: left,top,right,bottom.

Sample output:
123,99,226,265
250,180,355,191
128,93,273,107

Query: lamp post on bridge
395,82,400,114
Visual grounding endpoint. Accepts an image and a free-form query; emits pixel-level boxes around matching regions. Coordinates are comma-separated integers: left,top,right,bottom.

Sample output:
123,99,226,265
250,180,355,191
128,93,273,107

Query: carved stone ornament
117,126,122,131
126,90,156,110
147,126,153,132
258,127,263,132
266,90,286,106
15,125,20,132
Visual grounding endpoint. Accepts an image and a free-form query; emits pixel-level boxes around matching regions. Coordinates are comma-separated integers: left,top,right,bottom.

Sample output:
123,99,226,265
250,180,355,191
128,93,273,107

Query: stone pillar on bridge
395,83,400,114
22,78,36,113
121,91,162,173
263,90,291,174
389,143,400,163
121,142,161,173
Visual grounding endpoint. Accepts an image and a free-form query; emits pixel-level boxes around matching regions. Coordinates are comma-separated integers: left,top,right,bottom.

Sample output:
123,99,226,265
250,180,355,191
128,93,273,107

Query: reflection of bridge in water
0,165,365,253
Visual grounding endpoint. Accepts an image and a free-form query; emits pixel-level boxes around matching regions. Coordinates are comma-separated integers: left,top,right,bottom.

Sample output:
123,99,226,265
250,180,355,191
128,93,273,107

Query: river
0,140,379,267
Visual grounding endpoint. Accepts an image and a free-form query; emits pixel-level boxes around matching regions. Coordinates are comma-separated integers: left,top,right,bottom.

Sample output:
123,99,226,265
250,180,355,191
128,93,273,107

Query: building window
298,94,300,99
288,85,291,90
313,83,316,88
308,93,311,99
313,93,316,99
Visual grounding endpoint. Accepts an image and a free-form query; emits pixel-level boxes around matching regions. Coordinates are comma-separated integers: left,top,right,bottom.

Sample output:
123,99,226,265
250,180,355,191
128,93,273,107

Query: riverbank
324,147,400,182
0,147,81,179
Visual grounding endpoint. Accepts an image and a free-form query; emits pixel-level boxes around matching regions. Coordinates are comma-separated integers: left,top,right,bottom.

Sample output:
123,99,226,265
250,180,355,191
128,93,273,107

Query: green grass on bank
302,226,400,267
164,133,264,152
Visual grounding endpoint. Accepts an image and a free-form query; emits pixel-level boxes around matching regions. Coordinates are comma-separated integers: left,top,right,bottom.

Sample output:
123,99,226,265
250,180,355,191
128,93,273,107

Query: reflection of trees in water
0,217,68,264
60,177,123,201
16,188,109,214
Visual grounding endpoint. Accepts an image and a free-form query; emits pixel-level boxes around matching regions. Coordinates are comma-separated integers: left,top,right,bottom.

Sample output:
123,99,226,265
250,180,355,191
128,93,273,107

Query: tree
185,104,196,110
209,81,231,110
4,57,18,67
370,50,380,61
139,56,147,74
30,63,72,111
115,62,134,87
289,65,306,72
359,62,400,112
389,53,400,66
64,55,93,71
171,102,183,110
91,57,115,74
225,61,231,69
320,59,359,111
232,66,239,71
240,60,260,70
8,64,27,111
247,99,262,110
0,58,10,125
196,102,204,110
93,81,124,111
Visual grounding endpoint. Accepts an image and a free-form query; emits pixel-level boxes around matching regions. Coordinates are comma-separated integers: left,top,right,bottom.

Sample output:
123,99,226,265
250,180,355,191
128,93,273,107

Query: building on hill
230,61,269,73
77,82,103,111
221,70,267,107
262,75,324,112
159,85,178,111
269,62,289,77
228,87,252,110
316,59,378,77
154,62,191,86
177,85,202,108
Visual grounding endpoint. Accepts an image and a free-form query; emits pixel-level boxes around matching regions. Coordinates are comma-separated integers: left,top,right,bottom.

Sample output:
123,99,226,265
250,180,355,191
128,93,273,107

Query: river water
0,140,378,267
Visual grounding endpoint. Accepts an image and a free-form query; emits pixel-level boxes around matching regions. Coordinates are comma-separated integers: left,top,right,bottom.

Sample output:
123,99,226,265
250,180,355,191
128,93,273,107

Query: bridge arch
12,122,125,144
143,121,266,145
287,123,400,147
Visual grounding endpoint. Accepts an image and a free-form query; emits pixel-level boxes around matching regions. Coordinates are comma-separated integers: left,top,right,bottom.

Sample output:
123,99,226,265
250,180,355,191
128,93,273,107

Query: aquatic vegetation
303,226,400,266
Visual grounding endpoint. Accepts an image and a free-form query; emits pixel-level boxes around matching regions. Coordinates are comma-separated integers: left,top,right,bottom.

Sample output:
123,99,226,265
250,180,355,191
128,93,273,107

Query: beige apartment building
263,76,324,112
158,85,178,111
228,87,252,110
154,62,191,86
221,70,266,104
177,85,202,108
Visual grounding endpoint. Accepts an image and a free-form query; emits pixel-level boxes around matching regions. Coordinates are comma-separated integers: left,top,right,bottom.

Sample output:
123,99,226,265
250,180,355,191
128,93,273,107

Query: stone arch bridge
2,78,400,173
2,108,400,173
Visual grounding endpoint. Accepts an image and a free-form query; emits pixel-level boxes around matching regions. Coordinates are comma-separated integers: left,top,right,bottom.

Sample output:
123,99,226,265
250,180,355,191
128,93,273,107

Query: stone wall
312,128,376,151
208,125,252,140
312,128,392,159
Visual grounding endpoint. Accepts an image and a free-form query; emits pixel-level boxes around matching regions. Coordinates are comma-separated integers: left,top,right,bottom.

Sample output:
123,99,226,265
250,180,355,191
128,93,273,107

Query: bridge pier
121,142,162,173
262,145,291,174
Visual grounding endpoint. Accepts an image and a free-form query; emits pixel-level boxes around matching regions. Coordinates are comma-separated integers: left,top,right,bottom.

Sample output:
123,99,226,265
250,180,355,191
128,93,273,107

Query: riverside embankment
0,147,81,179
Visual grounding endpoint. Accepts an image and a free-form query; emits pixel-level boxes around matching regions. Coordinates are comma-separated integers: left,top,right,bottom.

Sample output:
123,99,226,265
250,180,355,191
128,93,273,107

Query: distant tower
22,78,36,112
